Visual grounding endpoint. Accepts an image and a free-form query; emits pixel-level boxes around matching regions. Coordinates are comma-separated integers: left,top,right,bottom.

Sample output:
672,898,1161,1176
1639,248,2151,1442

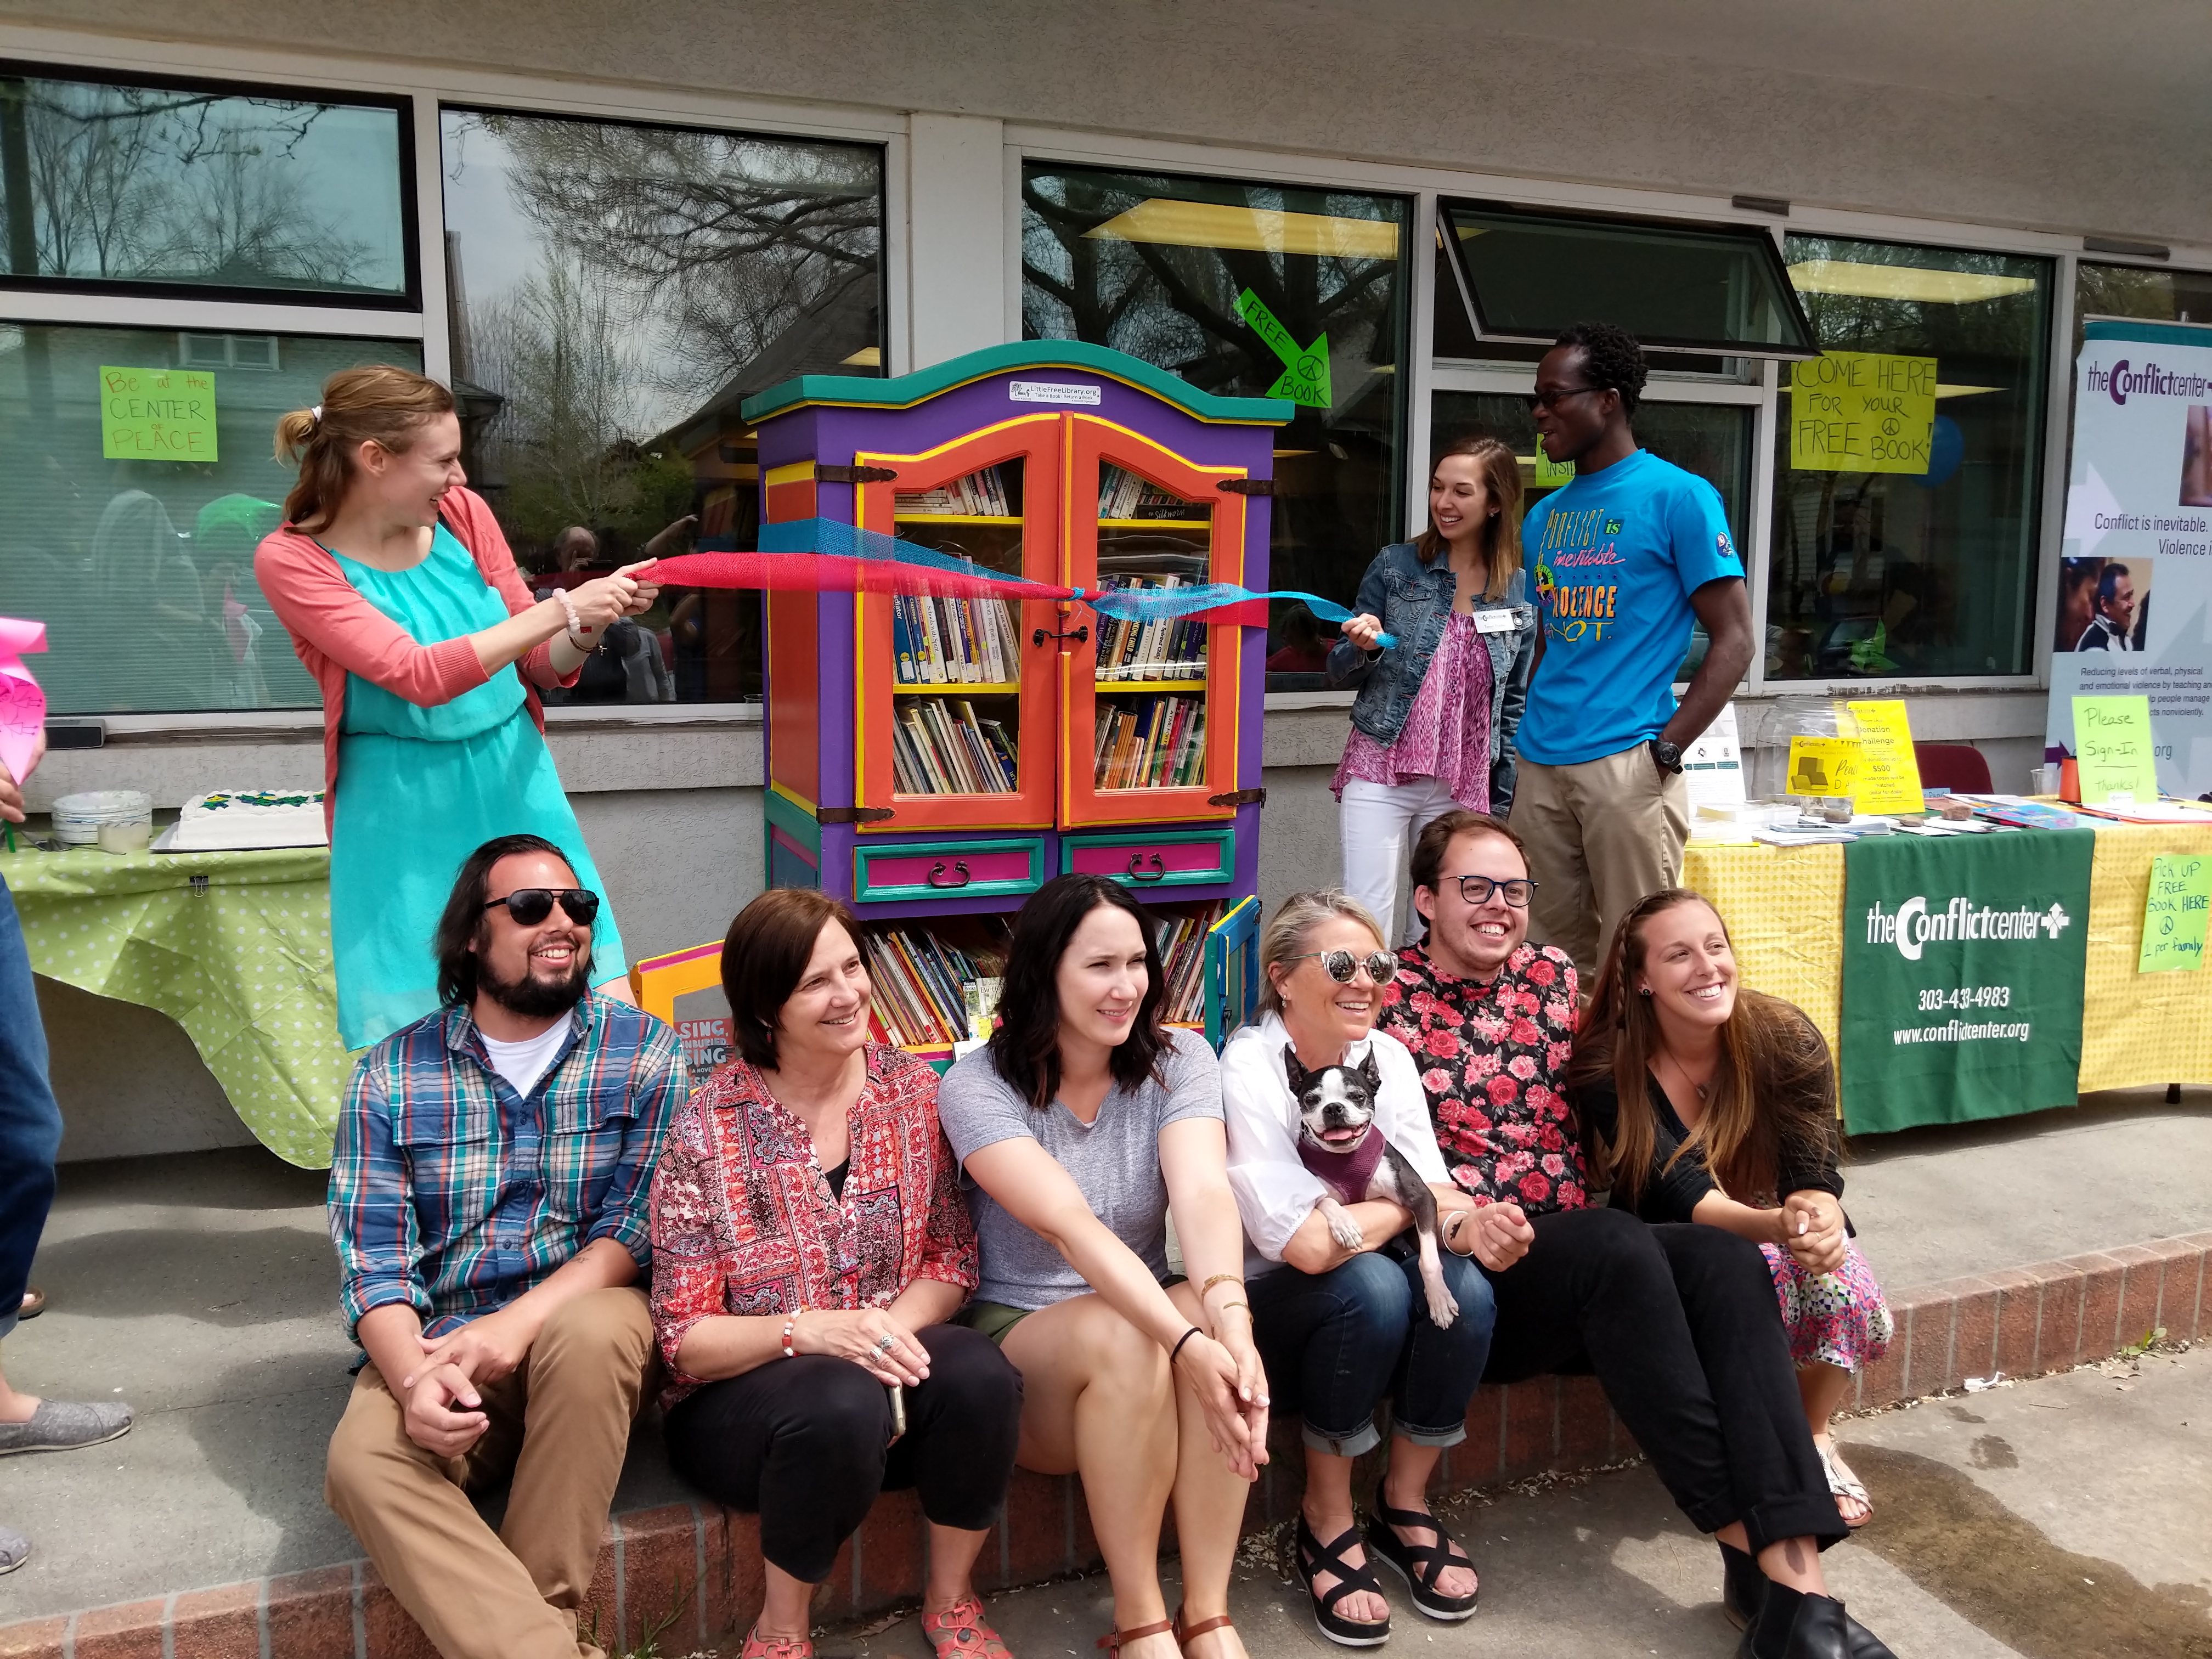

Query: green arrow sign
1235,289,1331,410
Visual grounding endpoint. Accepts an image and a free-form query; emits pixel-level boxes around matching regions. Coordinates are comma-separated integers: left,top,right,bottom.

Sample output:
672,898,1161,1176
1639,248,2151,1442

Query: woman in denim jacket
1326,436,1536,943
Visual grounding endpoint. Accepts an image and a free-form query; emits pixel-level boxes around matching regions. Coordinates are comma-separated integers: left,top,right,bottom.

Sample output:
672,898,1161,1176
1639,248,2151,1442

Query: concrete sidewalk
842,1345,2209,1659
0,1085,2205,1640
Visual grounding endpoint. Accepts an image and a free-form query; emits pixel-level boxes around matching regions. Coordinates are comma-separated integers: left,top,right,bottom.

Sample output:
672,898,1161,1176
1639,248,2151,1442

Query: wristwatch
1650,738,1685,774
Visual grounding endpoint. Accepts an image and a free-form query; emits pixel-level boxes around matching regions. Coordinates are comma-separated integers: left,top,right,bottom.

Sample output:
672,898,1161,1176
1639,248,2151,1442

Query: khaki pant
325,1286,655,1659
1509,744,1690,984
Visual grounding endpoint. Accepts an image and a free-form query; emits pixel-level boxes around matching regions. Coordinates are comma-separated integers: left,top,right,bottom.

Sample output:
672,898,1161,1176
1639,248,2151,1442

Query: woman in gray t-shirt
936,875,1267,1659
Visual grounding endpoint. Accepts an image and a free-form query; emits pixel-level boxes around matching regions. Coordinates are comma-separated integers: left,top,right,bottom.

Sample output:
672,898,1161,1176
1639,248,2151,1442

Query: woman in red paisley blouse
648,889,1022,1659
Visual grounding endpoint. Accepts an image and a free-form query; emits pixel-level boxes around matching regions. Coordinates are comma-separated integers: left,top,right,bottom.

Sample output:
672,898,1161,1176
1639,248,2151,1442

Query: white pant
1339,775,1462,946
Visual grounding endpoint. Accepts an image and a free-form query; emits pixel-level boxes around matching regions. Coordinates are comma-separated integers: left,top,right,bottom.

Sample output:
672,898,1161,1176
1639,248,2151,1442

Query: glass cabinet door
853,415,1063,831
1059,416,1247,826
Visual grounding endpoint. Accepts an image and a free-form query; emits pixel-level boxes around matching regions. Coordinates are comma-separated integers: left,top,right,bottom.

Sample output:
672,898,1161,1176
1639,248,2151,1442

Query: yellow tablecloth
1684,822,2212,1095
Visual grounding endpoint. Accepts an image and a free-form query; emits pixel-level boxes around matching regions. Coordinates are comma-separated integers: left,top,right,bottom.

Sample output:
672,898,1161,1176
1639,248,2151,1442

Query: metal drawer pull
1127,852,1167,882
927,859,971,888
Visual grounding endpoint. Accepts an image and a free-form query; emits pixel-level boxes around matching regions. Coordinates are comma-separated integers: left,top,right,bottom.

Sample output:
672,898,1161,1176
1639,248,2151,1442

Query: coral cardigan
254,487,580,834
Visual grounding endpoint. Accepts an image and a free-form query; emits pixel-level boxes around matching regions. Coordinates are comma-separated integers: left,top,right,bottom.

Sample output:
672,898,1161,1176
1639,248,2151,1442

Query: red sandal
922,1595,1014,1658
737,1622,813,1659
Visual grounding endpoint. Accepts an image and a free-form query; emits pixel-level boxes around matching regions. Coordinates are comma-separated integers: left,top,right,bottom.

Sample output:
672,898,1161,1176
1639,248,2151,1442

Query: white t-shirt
1220,1012,1449,1278
479,1022,572,1099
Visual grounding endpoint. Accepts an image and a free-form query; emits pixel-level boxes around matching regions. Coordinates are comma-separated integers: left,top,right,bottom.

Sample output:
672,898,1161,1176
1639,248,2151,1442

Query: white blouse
1220,1012,1451,1277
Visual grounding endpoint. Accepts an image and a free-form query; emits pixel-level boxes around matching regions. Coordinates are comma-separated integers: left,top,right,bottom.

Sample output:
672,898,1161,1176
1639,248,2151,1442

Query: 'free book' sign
1788,351,1934,475
100,365,219,462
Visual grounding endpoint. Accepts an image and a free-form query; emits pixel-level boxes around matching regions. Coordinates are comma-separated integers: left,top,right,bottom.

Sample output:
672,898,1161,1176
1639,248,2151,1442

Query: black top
1576,1070,1844,1227
823,1158,850,1200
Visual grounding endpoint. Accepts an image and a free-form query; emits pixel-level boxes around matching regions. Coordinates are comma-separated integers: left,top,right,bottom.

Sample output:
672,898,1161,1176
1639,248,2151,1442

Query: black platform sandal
1364,1499,1479,1621
1293,1515,1392,1647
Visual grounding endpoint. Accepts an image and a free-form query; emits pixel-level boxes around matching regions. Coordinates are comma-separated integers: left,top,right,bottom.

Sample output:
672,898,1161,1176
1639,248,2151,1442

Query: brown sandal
1175,1609,1234,1649
1097,1618,1174,1655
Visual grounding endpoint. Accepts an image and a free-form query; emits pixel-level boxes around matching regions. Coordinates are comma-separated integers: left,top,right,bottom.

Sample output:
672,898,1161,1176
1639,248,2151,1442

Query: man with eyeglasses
1511,321,1755,981
1379,810,1896,1659
325,833,685,1659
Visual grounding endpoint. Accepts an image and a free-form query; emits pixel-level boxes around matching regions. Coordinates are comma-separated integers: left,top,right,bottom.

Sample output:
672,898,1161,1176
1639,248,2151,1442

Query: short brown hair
720,888,861,1069
273,364,455,532
1408,809,1526,900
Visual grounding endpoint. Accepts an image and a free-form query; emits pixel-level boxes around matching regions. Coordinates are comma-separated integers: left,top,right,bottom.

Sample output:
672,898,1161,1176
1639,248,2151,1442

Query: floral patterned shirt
647,1043,978,1407
1378,941,1590,1214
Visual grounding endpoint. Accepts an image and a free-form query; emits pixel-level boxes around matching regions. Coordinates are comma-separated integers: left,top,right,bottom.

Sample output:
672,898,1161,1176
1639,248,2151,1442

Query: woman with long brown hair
1327,435,1536,942
1568,888,1893,1531
256,365,659,1048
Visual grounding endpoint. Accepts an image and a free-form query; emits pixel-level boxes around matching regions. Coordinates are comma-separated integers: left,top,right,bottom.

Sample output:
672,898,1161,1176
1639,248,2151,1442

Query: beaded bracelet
780,1316,798,1359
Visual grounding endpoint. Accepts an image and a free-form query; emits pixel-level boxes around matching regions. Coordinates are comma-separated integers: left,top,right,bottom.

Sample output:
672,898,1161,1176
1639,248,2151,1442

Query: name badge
1473,608,1517,635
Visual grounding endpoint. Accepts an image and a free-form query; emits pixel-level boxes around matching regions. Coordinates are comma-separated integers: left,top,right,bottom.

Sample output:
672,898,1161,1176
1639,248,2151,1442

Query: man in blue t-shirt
1508,323,1754,979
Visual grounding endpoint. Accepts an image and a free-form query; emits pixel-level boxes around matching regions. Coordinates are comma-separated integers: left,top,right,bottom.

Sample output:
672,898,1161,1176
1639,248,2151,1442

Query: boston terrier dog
1284,1045,1460,1328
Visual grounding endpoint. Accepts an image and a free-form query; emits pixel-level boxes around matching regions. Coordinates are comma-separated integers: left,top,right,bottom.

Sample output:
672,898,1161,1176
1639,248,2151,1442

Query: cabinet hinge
1216,478,1274,495
1208,787,1267,808
816,464,899,484
817,805,896,825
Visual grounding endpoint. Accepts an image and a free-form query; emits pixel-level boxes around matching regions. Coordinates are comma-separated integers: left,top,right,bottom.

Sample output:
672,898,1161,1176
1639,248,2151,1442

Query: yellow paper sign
2138,854,2211,973
1786,735,1858,799
1788,351,1936,475
2072,694,2161,806
1844,699,1925,814
100,365,218,463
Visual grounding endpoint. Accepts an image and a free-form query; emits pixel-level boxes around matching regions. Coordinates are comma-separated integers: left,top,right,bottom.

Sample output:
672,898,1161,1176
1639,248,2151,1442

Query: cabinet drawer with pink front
852,838,1047,905
1059,827,1235,890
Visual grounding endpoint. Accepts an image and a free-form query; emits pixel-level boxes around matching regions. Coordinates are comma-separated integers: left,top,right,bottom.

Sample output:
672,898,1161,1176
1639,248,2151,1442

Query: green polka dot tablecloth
1,844,348,1168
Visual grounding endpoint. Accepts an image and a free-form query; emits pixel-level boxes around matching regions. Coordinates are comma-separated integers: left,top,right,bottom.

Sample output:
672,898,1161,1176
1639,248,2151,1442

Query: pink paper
0,616,48,786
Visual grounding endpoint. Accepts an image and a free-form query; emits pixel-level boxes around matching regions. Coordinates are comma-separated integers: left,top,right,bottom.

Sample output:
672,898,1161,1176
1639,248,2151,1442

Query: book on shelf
1097,464,1191,520
863,926,1004,1047
893,697,1019,794
1092,575,1207,682
896,465,1013,517
1093,693,1207,789
892,594,1020,685
1154,905,1222,1026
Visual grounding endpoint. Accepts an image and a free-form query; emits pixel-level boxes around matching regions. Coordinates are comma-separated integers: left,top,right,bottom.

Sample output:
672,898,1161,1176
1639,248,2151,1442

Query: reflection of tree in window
0,78,384,289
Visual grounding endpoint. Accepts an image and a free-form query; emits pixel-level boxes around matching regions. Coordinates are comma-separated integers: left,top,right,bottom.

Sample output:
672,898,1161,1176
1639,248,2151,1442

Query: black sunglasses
1290,948,1397,985
1526,384,1604,413
483,888,600,927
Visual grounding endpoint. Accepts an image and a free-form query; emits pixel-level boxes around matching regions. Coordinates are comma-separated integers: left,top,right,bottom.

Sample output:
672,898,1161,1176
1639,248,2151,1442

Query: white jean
1339,774,1463,946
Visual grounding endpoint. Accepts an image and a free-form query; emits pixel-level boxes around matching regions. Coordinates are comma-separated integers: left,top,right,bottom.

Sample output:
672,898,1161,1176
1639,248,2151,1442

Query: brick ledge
5,1229,2205,1659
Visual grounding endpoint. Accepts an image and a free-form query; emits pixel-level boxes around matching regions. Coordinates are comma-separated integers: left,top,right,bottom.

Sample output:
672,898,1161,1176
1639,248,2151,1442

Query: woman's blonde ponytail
273,365,455,532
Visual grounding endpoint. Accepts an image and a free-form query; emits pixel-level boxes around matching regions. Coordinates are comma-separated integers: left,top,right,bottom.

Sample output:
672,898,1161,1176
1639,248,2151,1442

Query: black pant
1482,1207,1843,1555
663,1323,1022,1582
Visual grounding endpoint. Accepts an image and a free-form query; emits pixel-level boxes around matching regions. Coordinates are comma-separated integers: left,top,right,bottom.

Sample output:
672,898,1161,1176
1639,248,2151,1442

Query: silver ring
874,1334,898,1353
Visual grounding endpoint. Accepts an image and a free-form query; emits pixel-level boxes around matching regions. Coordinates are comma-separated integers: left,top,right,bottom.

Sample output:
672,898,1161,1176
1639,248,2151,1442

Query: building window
0,323,422,714
1764,236,2051,680
0,66,409,300
1020,163,1408,686
441,109,884,705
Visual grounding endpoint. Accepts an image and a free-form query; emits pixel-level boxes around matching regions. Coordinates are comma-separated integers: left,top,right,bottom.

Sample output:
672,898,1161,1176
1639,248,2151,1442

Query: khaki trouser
325,1285,655,1659
1509,744,1690,984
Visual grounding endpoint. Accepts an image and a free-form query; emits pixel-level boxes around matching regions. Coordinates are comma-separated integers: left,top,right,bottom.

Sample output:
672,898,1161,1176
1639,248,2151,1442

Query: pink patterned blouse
1332,610,1495,810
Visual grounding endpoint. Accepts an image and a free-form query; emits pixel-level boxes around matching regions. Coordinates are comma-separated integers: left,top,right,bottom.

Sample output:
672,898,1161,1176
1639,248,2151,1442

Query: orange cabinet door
851,415,1062,832
1059,415,1246,828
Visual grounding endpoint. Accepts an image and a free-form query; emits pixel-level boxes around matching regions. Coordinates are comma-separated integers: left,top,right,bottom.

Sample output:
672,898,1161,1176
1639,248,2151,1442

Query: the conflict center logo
1864,895,2072,962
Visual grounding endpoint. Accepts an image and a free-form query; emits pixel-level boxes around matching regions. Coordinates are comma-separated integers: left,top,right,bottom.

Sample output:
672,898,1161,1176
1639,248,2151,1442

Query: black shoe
1365,1498,1479,1621
1293,1514,1393,1648
1719,1542,1765,1631
1736,1581,1898,1659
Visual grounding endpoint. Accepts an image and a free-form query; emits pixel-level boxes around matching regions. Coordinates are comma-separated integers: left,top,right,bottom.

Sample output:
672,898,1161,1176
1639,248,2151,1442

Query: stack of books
863,928,1000,1047
1155,906,1221,1025
893,594,1022,684
897,466,1014,516
1097,464,1192,520
893,698,1019,794
1094,695,1206,789
1092,575,1207,682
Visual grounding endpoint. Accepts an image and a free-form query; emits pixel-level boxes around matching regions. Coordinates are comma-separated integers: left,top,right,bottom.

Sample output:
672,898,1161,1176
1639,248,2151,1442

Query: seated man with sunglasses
1379,809,1895,1659
325,833,686,1659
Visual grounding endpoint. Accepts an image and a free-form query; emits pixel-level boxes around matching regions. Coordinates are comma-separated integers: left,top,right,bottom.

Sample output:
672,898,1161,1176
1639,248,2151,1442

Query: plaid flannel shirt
329,992,686,1346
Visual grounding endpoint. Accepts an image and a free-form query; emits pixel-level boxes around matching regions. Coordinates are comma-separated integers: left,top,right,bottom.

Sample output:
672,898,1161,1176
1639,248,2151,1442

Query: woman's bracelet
780,1315,799,1359
1199,1272,1244,1298
1168,1325,1203,1367
1212,1300,1250,1322
551,588,594,650
1443,1210,1475,1256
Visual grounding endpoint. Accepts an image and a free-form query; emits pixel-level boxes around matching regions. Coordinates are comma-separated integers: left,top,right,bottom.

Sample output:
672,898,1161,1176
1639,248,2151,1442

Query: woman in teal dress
256,365,659,1048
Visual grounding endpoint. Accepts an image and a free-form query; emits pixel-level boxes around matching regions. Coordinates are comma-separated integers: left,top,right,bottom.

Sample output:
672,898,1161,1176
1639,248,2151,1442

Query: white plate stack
50,791,153,848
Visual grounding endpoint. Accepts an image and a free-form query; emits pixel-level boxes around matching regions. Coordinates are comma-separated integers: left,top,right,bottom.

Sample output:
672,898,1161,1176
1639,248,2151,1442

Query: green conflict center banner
1840,830,2095,1132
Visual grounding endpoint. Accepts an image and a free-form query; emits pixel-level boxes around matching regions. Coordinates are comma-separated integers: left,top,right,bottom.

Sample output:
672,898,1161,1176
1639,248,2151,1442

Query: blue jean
1248,1248,1496,1457
0,872,63,1342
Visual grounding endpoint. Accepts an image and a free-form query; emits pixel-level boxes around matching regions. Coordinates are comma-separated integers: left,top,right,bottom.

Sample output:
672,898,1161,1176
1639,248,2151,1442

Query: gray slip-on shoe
0,1399,135,1456
0,1523,27,1573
